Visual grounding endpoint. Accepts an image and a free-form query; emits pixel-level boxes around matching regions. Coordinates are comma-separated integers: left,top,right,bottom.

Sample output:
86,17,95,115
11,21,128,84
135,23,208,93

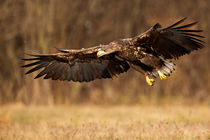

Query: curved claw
146,76,155,86
158,70,167,80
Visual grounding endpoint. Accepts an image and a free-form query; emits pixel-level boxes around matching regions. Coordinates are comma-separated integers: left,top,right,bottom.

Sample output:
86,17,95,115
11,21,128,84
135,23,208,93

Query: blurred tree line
0,0,209,105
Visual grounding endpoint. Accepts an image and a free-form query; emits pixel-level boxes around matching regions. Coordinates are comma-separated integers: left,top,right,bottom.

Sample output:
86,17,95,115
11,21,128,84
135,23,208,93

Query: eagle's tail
152,59,176,78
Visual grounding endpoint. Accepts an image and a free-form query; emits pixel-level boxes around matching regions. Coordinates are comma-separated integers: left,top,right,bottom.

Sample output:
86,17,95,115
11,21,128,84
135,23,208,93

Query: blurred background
0,0,209,105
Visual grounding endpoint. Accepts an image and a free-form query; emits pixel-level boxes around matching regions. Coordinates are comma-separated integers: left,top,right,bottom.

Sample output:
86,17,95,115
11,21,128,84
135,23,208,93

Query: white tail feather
152,58,175,77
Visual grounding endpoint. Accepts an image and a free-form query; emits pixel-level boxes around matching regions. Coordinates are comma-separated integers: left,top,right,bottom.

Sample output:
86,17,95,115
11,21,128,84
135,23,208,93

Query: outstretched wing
22,47,130,82
136,17,205,59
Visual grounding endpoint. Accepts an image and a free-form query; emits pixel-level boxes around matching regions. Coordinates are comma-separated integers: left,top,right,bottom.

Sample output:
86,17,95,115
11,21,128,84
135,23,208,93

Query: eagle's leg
157,70,167,80
146,76,155,86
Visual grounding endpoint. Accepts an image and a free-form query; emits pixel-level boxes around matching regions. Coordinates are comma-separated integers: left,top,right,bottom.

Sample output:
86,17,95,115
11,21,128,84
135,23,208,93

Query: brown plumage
22,18,205,86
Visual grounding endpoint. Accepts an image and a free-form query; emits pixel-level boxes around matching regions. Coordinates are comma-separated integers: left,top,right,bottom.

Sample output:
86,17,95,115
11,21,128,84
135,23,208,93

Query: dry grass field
0,104,209,140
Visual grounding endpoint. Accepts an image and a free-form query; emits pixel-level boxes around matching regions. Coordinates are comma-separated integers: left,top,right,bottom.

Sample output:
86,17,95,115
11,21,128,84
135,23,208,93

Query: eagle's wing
136,17,205,59
22,46,130,82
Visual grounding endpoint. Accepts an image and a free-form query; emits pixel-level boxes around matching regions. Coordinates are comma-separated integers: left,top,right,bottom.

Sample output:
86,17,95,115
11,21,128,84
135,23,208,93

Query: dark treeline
0,0,209,104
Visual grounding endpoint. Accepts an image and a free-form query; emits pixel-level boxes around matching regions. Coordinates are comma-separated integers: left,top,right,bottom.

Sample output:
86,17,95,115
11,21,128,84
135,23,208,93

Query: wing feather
138,18,205,59
22,50,130,82
164,17,187,29
172,21,198,30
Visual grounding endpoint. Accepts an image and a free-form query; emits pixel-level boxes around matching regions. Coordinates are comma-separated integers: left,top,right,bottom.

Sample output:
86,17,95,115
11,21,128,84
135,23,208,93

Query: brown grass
0,104,209,140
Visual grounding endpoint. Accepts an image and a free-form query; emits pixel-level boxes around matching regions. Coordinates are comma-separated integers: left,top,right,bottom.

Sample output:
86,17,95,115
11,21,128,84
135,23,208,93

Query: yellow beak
97,51,106,58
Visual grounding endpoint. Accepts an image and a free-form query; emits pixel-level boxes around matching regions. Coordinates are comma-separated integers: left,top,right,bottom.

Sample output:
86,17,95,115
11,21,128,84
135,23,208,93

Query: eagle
22,18,205,86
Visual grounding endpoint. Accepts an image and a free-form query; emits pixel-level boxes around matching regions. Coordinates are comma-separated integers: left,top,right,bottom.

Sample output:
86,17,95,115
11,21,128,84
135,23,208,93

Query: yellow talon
97,50,106,58
146,76,155,86
157,70,167,80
